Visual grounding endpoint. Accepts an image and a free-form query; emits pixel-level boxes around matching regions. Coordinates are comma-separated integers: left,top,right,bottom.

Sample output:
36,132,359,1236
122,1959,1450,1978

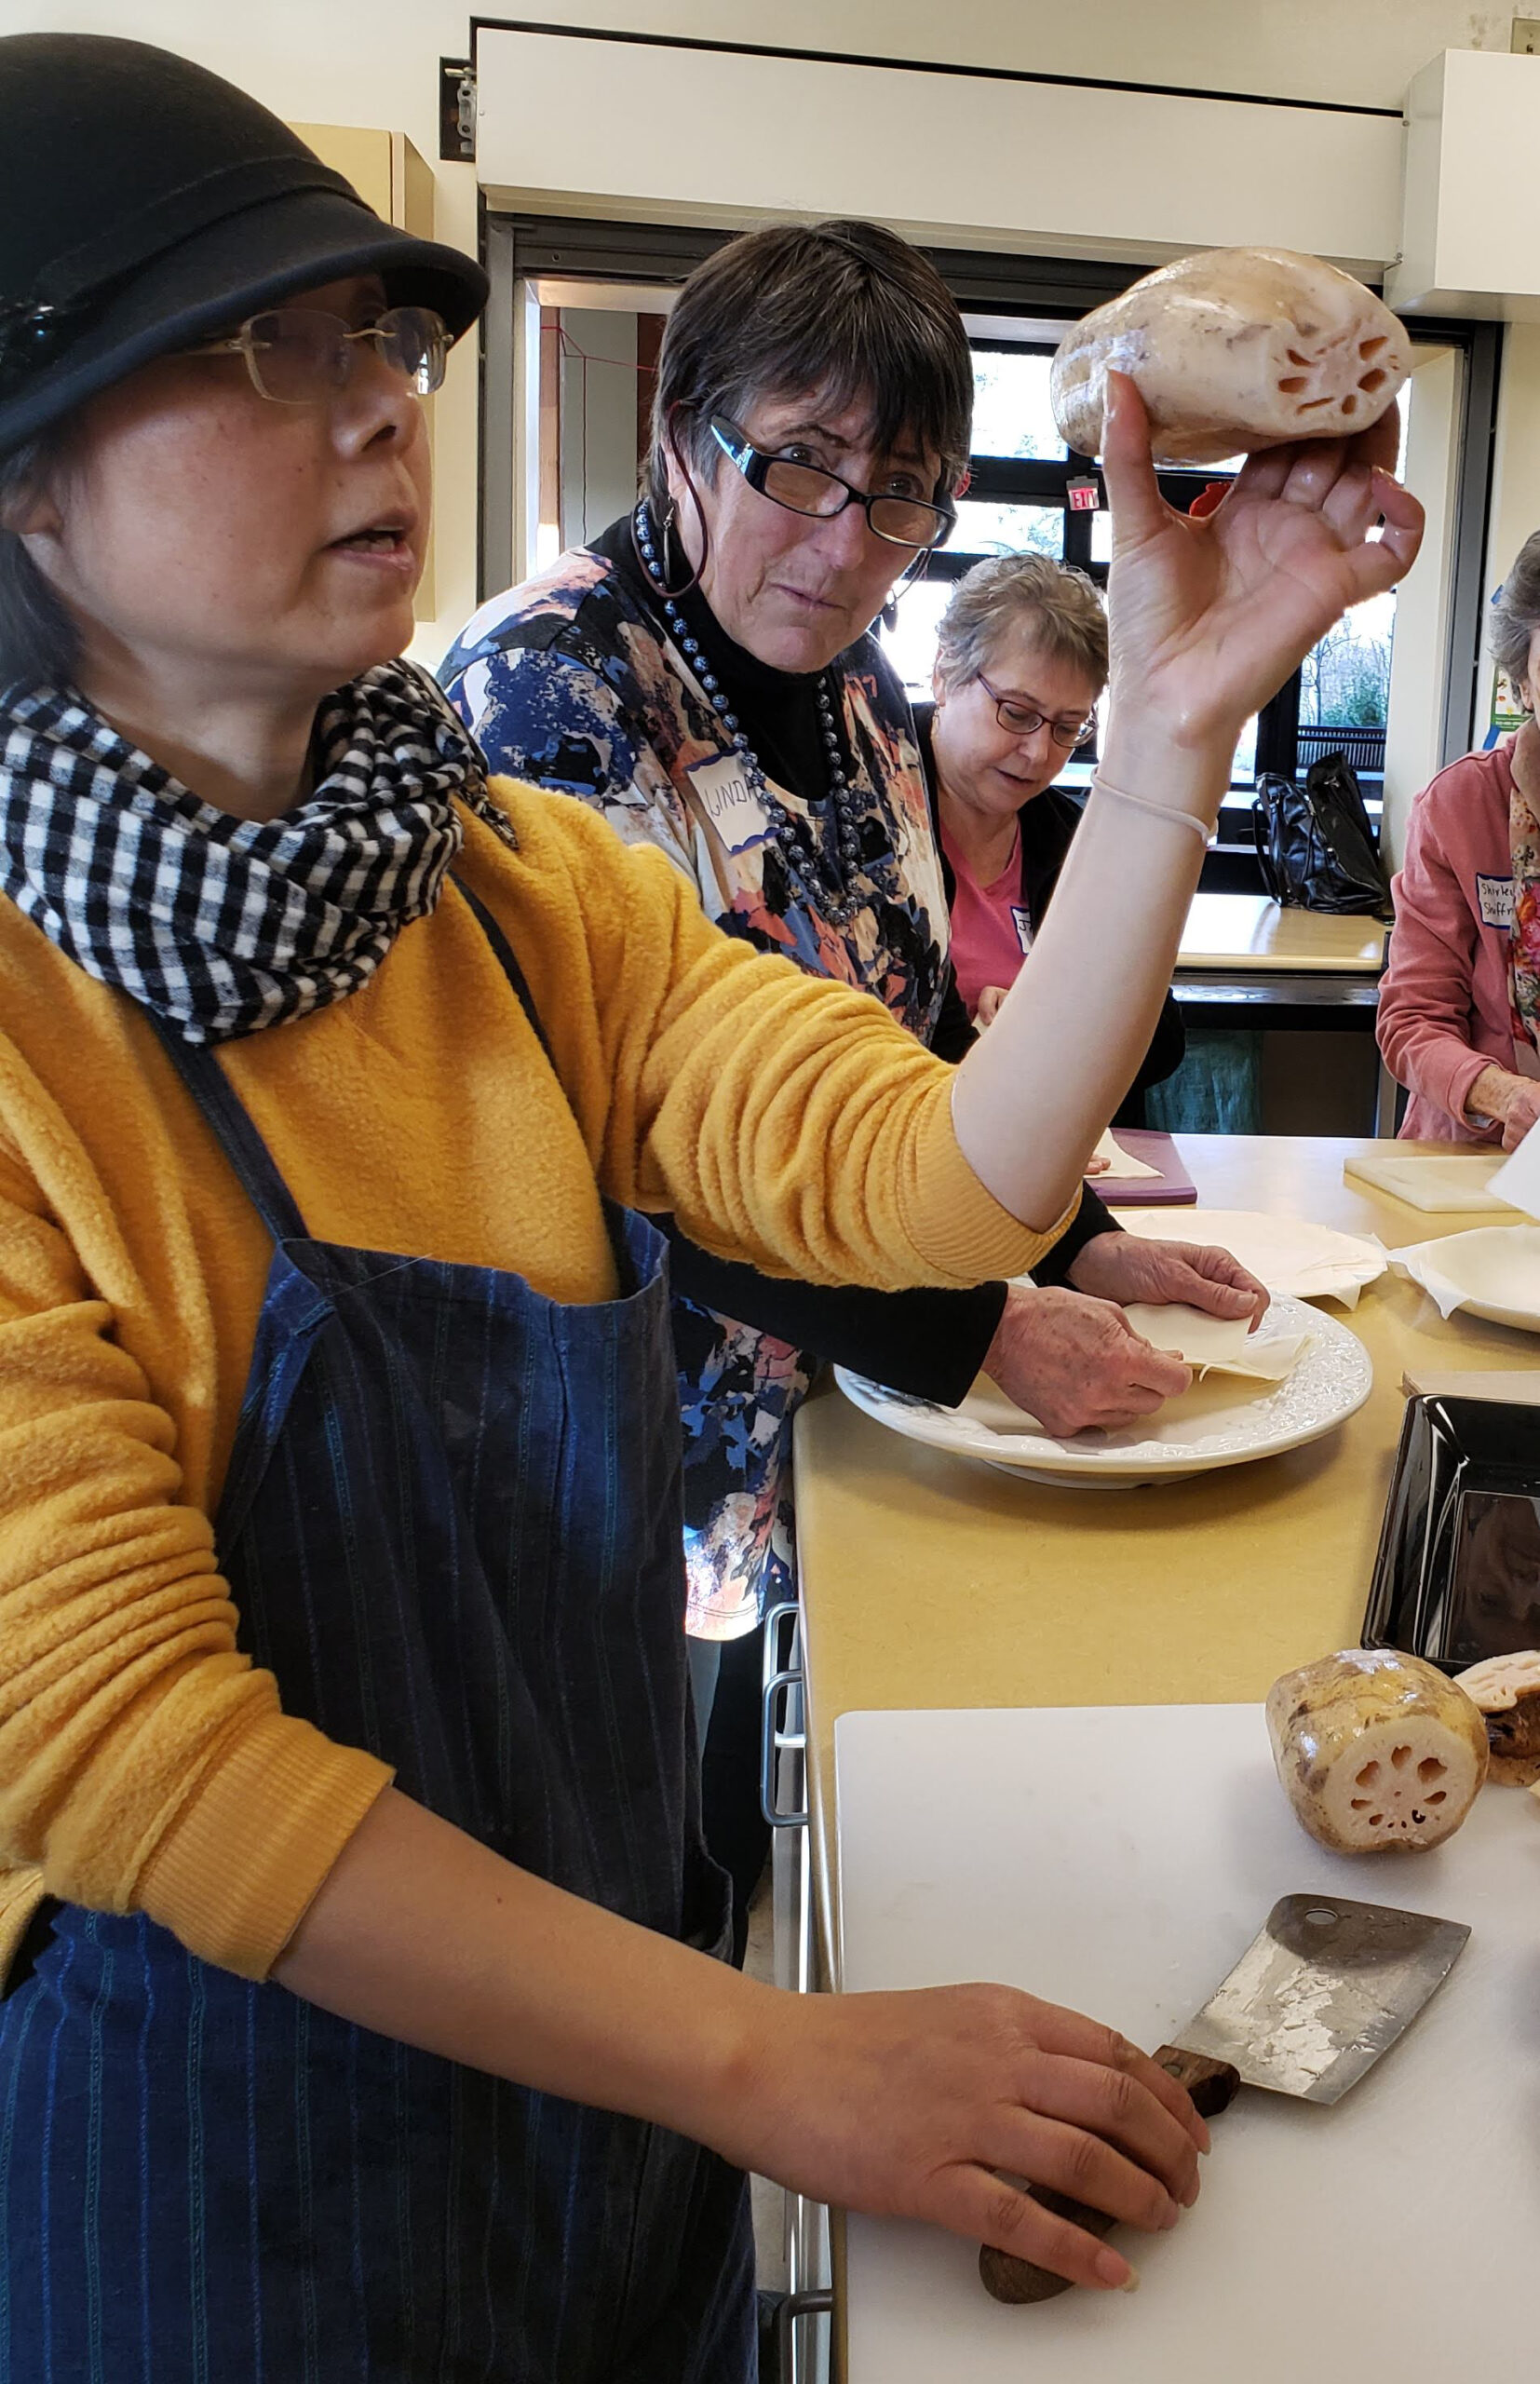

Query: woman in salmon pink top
1379,532,1540,1145
917,553,1184,1121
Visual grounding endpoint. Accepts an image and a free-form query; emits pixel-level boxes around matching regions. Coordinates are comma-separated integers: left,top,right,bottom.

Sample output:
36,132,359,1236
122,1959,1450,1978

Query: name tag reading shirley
685,753,772,855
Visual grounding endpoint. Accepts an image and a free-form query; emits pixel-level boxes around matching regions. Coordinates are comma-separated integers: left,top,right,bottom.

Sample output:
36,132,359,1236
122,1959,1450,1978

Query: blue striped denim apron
0,887,755,2382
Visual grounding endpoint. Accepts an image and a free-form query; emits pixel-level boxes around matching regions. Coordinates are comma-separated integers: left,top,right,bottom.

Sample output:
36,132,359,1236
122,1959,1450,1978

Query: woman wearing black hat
0,33,1421,2383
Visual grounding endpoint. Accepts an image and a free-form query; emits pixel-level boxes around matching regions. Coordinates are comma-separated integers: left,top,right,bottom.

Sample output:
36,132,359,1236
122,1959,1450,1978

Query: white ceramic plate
1105,1204,1385,1305
1392,1222,1540,1334
834,1295,1372,1488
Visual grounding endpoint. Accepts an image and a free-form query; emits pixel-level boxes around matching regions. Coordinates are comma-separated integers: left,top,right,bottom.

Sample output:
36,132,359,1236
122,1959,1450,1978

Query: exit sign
1067,478,1101,512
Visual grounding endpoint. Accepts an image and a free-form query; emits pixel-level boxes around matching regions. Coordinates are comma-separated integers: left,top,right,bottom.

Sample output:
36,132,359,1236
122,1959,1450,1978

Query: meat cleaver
979,1892,1470,2305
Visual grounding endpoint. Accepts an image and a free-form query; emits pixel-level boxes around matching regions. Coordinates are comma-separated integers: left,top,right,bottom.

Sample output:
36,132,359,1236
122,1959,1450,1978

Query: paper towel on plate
1108,1207,1385,1307
1391,1224,1540,1329
1119,1303,1310,1380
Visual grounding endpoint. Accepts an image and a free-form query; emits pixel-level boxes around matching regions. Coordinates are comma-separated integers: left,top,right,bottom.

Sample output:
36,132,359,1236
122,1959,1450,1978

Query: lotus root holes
1425,1791,1447,1805
1417,1756,1445,1785
1359,336,1388,359
1391,1744,1412,1771
1359,369,1387,393
1277,375,1308,393
1287,348,1312,367
1356,1760,1381,1787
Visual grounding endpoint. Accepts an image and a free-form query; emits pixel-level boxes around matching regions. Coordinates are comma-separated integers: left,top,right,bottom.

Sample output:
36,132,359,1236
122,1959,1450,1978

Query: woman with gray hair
1378,528,1540,1144
919,553,1183,1115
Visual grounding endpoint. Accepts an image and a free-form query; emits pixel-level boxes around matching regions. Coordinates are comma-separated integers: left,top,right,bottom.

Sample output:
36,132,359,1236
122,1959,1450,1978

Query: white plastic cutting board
836,1704,1540,2383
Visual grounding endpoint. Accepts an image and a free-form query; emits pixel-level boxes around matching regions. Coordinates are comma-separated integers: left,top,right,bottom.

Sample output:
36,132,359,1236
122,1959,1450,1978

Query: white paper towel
1491,1118,1540,1219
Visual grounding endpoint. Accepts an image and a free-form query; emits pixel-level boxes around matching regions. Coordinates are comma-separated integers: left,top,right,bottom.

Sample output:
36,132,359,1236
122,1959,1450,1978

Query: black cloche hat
0,34,490,454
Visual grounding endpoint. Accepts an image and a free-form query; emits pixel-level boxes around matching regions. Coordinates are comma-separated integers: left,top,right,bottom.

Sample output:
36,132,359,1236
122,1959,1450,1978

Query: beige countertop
1178,893,1386,974
792,1134,1539,1971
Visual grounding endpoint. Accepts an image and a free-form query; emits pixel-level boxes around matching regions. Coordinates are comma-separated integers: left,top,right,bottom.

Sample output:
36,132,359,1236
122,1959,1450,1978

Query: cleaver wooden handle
979,2047,1240,2306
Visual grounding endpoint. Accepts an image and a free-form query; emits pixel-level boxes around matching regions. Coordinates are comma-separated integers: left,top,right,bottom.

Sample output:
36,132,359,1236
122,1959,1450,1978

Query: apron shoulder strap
142,1010,309,1245
453,879,558,1071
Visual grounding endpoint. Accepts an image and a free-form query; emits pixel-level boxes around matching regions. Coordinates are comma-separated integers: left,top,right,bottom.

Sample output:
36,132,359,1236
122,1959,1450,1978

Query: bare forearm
270,1790,1208,2293
273,1786,767,2149
951,729,1229,1226
1466,1063,1520,1125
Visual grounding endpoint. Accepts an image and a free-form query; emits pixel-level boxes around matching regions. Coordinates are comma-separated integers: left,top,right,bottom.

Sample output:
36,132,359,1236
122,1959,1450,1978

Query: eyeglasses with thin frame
709,416,955,551
977,670,1098,751
184,305,450,402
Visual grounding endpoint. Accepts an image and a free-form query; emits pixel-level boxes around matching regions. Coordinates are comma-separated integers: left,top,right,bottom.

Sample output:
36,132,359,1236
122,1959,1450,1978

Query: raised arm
952,376,1423,1225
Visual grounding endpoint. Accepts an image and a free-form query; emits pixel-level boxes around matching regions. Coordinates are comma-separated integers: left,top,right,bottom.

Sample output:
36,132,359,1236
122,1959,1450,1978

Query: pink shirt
942,821,1032,1016
1378,743,1538,1141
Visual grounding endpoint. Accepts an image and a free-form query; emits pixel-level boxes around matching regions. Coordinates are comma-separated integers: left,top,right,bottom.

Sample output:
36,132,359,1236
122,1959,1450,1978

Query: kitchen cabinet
288,123,439,621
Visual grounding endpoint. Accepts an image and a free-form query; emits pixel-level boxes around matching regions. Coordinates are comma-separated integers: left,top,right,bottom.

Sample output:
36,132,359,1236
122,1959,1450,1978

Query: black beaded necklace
632,499,900,929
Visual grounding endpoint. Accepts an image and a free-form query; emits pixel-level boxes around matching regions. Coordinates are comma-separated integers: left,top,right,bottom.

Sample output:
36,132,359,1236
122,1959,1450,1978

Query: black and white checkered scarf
0,660,515,1043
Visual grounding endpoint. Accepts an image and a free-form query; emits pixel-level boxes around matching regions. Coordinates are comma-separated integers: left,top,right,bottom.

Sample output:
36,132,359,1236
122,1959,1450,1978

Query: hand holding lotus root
1052,249,1411,467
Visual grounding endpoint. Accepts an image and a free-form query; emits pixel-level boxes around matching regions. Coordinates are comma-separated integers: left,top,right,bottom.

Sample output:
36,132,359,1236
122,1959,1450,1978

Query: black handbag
1252,752,1393,917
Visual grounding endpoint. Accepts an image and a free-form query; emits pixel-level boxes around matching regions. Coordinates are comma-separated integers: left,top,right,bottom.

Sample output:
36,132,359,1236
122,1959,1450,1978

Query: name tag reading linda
1477,874,1515,931
685,753,772,856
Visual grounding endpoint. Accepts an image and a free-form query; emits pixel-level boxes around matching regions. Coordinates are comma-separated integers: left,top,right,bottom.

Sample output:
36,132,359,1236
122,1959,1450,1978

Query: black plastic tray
1362,1395,1540,1673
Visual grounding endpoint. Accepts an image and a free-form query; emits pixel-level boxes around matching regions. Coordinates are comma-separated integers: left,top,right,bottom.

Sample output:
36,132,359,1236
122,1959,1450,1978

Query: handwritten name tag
1477,874,1515,930
685,754,772,855
1010,904,1033,956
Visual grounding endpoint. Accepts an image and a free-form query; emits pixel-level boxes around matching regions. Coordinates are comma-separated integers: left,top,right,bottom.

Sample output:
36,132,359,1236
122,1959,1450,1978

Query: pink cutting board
1090,1129,1197,1204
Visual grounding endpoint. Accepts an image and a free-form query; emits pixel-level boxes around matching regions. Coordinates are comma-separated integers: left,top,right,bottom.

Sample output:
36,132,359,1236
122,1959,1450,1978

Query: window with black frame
878,338,1398,804
491,224,1451,806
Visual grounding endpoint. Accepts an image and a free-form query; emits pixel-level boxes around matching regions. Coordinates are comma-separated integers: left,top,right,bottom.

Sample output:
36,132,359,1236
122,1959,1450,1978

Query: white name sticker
1477,874,1515,930
1011,904,1033,956
684,753,772,855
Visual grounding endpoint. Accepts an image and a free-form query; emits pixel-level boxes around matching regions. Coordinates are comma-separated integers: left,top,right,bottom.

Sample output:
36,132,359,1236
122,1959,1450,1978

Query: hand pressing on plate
981,1284,1193,1435
1065,1230,1270,1327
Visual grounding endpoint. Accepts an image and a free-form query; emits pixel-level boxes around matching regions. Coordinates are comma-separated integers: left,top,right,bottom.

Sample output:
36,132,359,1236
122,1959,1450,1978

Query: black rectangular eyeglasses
709,417,954,551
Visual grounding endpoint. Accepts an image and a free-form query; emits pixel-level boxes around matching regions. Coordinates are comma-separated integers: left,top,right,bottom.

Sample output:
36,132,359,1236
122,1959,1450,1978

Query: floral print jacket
439,535,950,1642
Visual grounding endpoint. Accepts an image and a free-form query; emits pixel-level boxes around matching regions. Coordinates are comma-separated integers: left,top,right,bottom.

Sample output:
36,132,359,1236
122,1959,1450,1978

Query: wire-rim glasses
977,670,1098,751
185,305,449,402
709,416,954,551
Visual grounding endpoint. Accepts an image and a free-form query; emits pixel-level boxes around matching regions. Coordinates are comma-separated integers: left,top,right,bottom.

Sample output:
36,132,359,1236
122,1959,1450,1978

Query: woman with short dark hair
1379,527,1540,1144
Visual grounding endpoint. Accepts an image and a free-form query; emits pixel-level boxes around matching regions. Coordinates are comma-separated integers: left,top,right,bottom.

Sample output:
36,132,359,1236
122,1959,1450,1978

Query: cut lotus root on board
1266,1648,1488,1853
1051,247,1412,467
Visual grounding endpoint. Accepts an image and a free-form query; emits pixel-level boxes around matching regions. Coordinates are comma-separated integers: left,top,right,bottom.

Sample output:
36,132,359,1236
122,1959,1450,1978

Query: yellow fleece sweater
0,782,1063,1984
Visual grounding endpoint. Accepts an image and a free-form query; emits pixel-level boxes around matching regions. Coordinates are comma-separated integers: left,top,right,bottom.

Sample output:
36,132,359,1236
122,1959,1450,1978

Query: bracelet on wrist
1090,776,1212,851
